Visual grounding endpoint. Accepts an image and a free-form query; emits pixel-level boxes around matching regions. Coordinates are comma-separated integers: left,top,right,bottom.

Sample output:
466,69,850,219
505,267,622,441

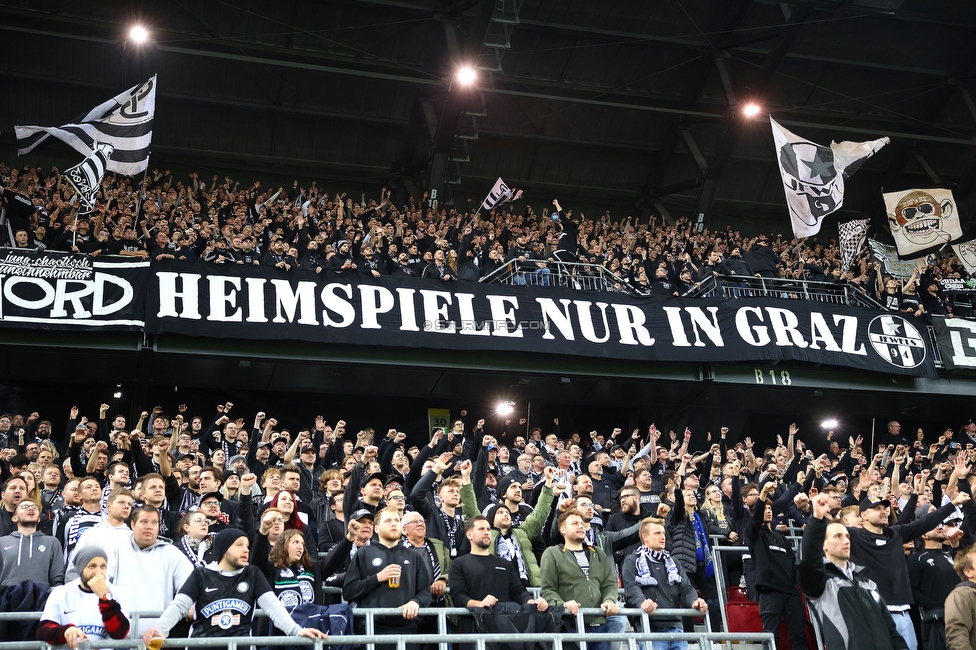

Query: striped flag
15,76,156,176
480,177,523,212
65,144,114,215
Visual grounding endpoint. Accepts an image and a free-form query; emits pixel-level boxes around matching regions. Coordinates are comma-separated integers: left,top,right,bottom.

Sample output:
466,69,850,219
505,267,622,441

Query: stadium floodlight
456,66,477,86
495,400,515,416
129,25,149,44
742,103,762,117
821,419,838,429
113,384,122,399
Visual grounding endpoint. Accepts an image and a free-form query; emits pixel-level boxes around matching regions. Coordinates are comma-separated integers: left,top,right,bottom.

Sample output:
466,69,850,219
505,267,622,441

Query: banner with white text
145,261,938,378
0,249,148,329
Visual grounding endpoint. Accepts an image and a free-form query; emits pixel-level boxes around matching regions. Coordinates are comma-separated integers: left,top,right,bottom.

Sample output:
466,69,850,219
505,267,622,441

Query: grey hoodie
0,530,65,587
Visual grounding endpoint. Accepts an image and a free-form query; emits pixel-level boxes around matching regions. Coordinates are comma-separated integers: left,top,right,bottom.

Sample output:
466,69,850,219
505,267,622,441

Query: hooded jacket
104,532,194,635
0,530,64,587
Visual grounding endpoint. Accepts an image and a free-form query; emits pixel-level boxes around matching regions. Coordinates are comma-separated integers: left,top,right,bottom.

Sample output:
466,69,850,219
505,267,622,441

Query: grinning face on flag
889,190,953,246
778,142,840,224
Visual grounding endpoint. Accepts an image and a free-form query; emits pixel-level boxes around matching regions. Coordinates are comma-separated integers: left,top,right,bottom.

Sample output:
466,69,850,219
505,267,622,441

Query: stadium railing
479,260,637,295
0,607,775,650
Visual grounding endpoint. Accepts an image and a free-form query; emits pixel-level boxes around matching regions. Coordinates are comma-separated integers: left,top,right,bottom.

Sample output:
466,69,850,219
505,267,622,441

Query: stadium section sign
146,262,937,378
0,250,148,329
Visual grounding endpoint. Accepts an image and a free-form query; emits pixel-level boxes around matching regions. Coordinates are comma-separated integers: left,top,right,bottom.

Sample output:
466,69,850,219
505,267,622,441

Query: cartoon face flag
883,188,961,258
771,118,888,238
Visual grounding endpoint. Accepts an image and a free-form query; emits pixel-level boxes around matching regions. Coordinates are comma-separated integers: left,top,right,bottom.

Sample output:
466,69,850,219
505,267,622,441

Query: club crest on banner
867,314,926,369
883,187,961,258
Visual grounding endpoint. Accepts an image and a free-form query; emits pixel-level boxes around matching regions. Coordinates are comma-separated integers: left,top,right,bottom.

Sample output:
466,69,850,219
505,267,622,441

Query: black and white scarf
635,546,681,586
497,532,528,582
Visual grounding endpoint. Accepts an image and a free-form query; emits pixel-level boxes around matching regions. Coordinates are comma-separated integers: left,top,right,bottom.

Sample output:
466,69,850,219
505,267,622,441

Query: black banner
146,261,938,378
933,317,976,370
0,250,148,330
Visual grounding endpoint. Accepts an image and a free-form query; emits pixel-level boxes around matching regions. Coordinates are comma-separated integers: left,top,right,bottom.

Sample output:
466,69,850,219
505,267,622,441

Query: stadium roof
1,0,974,232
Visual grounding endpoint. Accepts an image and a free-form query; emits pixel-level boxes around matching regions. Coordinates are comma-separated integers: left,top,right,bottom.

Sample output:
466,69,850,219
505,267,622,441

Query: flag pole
134,165,150,224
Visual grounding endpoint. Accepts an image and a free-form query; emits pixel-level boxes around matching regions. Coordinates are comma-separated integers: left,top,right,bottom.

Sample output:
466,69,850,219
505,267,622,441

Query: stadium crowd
0,400,974,650
0,164,966,316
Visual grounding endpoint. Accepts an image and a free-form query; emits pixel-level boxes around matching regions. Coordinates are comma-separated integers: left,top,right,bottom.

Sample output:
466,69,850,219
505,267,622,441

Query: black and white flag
15,76,156,176
480,177,523,212
883,187,961,259
771,118,888,238
65,144,114,215
867,238,917,280
838,218,869,272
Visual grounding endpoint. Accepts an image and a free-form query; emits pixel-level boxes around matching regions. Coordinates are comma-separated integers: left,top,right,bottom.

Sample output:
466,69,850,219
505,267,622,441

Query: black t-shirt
179,564,272,637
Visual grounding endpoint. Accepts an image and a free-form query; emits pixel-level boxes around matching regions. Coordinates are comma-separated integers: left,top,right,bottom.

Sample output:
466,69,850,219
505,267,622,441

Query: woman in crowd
669,484,720,627
174,510,212,567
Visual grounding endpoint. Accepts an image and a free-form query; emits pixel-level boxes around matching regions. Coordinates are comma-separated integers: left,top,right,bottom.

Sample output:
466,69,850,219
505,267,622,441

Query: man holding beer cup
343,507,432,642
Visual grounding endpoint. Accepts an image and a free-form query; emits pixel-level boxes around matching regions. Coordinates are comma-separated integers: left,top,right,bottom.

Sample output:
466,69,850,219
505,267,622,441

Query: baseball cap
199,491,223,504
349,508,374,522
363,472,386,487
859,496,888,512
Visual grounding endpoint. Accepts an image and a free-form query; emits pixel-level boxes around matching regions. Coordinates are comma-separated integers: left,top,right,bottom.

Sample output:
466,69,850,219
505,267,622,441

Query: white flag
952,241,976,277
883,187,961,258
16,76,156,176
65,144,114,215
480,177,523,212
771,118,888,238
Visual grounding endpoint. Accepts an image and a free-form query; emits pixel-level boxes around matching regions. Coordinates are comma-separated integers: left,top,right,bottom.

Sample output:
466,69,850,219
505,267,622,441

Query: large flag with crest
771,118,888,238
883,187,961,259
15,76,155,176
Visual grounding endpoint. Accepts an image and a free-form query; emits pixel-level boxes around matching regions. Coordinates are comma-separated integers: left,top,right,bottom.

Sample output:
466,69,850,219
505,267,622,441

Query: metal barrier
709,542,822,650
480,260,637,295
686,274,884,309
0,606,774,650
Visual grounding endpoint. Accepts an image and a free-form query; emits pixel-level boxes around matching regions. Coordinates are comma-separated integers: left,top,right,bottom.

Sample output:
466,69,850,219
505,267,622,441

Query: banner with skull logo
771,118,888,239
883,188,961,258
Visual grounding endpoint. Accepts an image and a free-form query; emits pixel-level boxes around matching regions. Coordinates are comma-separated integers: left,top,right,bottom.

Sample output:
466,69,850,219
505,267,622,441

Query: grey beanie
74,545,108,572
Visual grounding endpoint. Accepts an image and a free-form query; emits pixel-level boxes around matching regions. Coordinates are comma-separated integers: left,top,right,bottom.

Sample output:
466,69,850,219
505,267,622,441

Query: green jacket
460,481,554,587
539,542,618,625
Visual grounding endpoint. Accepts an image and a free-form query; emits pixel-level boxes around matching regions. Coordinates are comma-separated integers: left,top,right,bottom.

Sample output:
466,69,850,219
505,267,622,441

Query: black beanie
212,527,247,562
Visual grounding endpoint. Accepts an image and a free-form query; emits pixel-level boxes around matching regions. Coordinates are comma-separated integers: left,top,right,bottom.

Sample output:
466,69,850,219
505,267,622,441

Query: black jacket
799,517,908,650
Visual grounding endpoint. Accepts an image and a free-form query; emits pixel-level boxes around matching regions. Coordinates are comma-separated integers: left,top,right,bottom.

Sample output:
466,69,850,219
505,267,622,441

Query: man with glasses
606,487,648,570
0,500,64,586
401,511,449,603
908,509,967,650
